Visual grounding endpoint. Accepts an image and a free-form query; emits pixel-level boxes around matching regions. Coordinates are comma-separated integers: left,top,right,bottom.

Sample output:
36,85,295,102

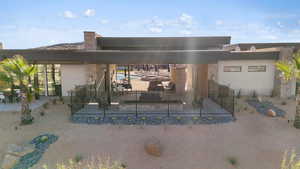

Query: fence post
70,91,73,115
135,90,138,118
167,93,170,117
232,93,236,120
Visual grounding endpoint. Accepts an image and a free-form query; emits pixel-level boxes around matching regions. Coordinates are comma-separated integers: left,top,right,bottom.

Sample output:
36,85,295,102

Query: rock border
11,134,58,169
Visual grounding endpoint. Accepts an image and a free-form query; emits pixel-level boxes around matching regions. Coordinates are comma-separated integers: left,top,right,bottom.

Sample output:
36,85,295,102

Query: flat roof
98,36,231,50
0,49,279,64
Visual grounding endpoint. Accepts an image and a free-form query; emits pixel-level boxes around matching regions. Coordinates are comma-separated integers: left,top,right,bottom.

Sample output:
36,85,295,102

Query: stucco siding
217,60,275,96
61,64,88,96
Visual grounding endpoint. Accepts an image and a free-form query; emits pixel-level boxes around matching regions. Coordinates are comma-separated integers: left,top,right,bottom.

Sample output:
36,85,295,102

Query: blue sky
1,0,300,48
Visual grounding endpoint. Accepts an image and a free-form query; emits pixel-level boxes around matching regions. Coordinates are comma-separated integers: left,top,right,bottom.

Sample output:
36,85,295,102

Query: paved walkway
0,97,50,112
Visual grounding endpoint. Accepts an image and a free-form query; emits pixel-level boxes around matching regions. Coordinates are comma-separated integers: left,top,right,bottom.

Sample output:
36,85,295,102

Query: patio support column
128,64,131,84
174,64,187,94
193,64,208,102
105,64,111,105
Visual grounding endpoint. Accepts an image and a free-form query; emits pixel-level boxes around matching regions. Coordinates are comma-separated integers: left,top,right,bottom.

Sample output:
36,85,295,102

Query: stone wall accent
208,64,218,81
274,47,296,98
84,31,97,50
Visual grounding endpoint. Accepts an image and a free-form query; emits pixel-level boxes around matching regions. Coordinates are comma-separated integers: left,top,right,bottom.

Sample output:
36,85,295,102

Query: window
224,66,242,72
248,65,266,72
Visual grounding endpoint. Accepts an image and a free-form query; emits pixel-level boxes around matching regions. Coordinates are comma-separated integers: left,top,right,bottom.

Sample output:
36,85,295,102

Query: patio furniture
0,92,5,103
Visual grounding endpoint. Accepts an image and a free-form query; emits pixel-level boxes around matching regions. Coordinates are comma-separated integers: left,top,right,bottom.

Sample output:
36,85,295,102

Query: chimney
84,31,99,50
0,42,3,49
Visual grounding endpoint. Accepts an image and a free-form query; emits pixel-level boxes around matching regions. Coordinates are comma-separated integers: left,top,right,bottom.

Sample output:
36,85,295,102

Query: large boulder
1,154,19,169
144,137,162,157
6,144,35,157
267,109,277,117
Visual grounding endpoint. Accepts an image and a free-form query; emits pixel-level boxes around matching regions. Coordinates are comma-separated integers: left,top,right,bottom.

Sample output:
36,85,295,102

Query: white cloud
63,10,76,19
100,19,109,24
179,13,193,25
216,20,224,25
179,30,192,35
149,27,162,33
277,21,284,28
84,9,96,17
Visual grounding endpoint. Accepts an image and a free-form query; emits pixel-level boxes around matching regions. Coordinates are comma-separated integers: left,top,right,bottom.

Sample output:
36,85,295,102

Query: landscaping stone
1,154,19,169
144,137,162,157
6,144,35,157
247,99,286,117
10,134,58,169
267,109,277,117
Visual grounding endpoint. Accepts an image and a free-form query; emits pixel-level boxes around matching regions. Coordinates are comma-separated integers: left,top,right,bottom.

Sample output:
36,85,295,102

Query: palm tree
0,55,37,125
276,51,300,128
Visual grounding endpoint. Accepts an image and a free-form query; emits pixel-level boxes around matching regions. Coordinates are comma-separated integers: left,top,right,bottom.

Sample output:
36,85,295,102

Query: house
0,31,298,101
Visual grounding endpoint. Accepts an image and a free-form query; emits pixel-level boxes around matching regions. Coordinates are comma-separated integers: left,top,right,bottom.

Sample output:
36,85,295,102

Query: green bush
281,150,300,169
227,157,238,166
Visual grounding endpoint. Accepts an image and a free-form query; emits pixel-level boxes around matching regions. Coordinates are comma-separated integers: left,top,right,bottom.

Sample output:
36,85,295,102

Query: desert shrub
252,90,257,98
43,102,49,109
59,97,64,104
280,150,300,169
271,89,276,98
282,101,287,105
236,89,241,99
43,157,125,169
74,154,83,163
227,156,238,166
40,110,45,116
52,99,57,105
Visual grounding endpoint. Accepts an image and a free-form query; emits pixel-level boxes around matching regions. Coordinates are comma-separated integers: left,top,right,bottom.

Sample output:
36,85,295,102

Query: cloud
84,9,96,17
277,21,284,28
216,20,224,25
149,27,162,33
179,30,192,35
100,19,109,24
63,10,76,19
178,13,193,25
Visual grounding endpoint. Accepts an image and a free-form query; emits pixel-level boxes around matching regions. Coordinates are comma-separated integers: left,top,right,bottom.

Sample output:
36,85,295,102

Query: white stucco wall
61,64,88,96
217,60,276,96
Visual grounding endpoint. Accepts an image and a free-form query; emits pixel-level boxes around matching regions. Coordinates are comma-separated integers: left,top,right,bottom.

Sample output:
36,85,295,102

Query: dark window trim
248,65,266,72
223,66,242,72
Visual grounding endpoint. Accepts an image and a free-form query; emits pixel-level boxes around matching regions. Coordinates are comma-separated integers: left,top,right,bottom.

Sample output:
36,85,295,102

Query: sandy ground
0,97,299,169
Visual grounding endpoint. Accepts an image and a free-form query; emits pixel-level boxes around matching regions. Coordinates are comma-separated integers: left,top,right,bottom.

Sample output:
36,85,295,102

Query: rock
257,96,263,103
6,144,35,157
1,154,19,169
267,109,277,117
144,137,162,157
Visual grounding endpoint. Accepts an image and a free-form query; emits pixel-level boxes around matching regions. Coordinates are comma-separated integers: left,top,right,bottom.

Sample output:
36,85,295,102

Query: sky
1,0,300,49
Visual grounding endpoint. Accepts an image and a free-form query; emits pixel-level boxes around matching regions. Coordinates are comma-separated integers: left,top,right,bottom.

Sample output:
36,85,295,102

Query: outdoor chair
0,92,5,103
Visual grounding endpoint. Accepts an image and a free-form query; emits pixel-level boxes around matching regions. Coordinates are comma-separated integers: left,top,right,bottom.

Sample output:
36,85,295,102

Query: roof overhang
0,49,279,64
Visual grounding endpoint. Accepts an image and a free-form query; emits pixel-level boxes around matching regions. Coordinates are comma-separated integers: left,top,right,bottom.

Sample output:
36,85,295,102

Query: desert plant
43,102,49,109
44,157,125,169
280,150,300,169
52,99,57,105
0,55,37,124
40,136,49,143
40,110,45,116
276,51,300,128
227,157,238,166
236,89,241,99
271,89,277,97
74,154,84,163
252,90,257,98
282,101,287,105
59,97,64,104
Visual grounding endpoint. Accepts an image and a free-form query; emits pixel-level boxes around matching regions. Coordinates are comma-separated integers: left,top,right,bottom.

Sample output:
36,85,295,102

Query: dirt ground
0,97,299,169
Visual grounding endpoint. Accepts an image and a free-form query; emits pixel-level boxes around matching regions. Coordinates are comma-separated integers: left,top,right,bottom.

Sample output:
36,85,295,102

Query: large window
248,65,266,72
37,64,61,96
223,66,242,72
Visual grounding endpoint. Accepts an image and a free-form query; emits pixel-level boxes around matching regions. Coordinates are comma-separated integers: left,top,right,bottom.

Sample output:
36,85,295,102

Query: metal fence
208,80,235,118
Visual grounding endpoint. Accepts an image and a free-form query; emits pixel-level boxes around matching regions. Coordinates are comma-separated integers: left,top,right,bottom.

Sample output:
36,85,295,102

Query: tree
0,55,37,125
276,51,300,128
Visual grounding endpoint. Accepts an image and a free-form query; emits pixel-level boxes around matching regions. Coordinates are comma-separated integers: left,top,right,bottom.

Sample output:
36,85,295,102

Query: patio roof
0,49,279,64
